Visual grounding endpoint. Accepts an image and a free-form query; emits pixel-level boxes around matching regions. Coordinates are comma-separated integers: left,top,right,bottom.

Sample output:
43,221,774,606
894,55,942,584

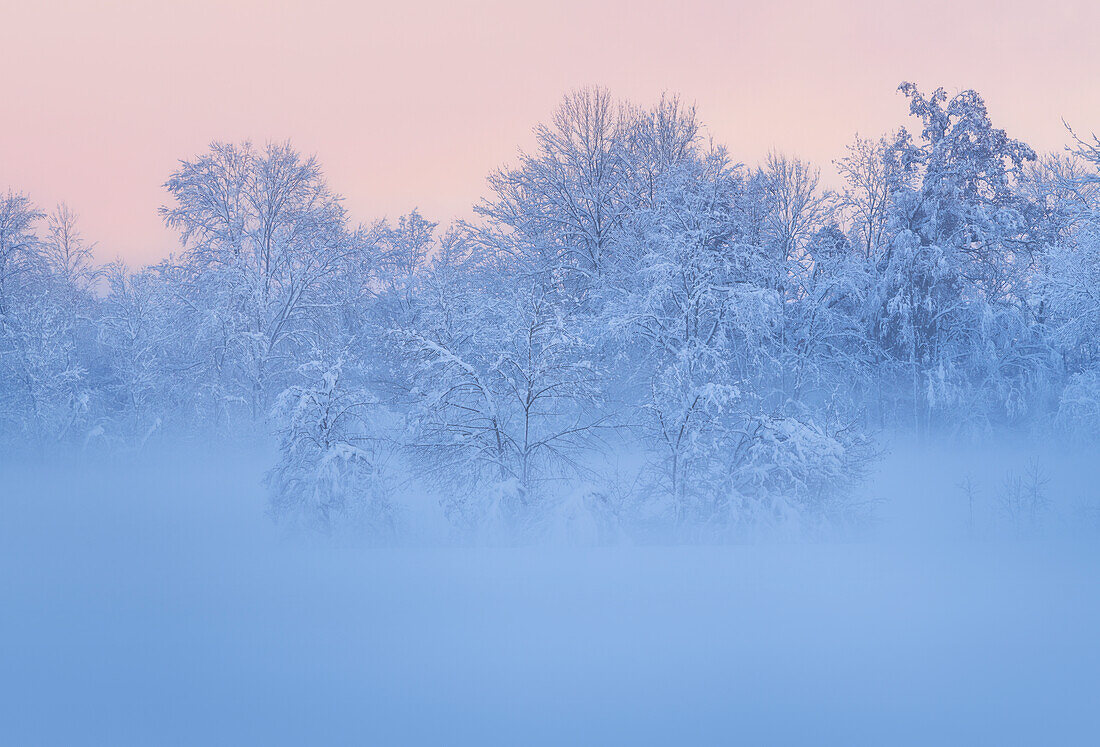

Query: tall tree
161,141,356,421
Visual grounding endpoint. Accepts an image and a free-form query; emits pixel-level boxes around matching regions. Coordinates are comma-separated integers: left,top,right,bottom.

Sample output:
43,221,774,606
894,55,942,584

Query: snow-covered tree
870,83,1042,431
0,190,42,316
267,358,395,534
43,203,100,292
1043,130,1100,433
0,194,96,448
835,132,912,260
9,80,1096,533
161,141,357,423
473,87,633,296
395,244,603,527
607,146,763,517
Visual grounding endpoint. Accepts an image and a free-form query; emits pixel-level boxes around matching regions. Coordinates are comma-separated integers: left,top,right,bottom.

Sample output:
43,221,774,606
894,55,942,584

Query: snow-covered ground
2,444,1099,745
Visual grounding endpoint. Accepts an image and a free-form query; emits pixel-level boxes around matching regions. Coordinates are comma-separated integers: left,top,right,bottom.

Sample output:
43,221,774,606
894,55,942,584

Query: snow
4,82,1100,743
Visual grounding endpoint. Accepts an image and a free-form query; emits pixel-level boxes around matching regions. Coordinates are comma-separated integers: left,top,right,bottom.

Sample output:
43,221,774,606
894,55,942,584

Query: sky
1,0,1098,267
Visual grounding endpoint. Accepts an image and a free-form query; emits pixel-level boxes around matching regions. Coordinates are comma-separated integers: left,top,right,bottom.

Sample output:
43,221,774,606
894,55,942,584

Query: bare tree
43,203,100,291
475,87,632,288
834,133,909,259
998,459,1051,538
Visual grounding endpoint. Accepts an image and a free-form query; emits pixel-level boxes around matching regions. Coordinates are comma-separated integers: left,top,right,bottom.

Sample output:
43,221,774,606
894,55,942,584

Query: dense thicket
3,84,1099,537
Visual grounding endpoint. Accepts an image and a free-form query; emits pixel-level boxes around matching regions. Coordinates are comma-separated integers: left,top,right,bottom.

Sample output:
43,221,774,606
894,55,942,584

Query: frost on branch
266,359,395,535
6,84,1100,540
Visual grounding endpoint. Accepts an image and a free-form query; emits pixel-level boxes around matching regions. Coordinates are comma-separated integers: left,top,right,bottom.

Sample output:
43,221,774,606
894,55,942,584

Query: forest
3,82,1100,541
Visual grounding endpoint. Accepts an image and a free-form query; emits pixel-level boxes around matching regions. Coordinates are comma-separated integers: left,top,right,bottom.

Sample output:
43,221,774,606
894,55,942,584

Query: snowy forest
4,82,1100,541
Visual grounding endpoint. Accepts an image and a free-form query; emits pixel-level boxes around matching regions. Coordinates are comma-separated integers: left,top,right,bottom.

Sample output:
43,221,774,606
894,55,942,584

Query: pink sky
2,0,1098,266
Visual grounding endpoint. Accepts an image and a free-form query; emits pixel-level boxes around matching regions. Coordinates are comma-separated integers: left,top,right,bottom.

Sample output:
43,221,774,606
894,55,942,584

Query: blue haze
3,83,1100,743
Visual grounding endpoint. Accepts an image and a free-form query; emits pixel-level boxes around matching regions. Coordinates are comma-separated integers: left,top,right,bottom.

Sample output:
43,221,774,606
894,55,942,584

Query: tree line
2,84,1099,537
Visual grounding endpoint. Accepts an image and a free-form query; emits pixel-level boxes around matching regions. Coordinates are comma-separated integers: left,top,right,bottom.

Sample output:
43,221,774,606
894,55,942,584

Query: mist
3,437,1099,745
4,79,1100,743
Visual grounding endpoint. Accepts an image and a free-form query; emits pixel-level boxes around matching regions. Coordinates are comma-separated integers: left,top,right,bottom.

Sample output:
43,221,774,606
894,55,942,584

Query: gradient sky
2,0,1098,266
